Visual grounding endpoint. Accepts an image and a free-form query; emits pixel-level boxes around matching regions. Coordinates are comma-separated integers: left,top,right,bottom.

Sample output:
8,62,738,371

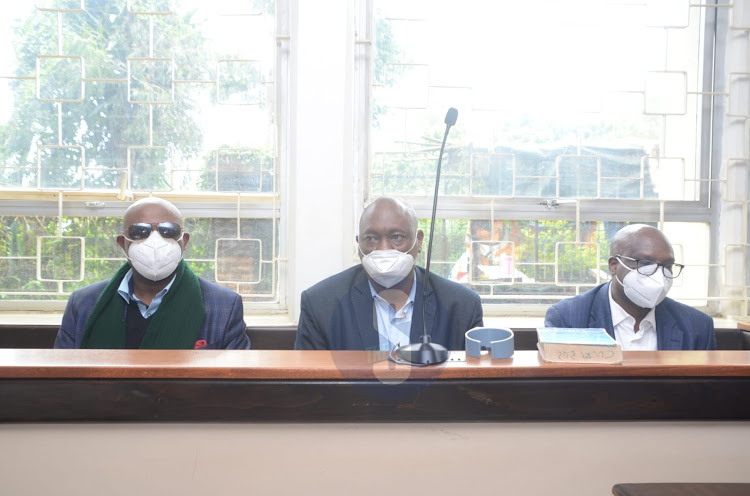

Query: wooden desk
1,349,750,422
613,483,750,496
2,350,750,496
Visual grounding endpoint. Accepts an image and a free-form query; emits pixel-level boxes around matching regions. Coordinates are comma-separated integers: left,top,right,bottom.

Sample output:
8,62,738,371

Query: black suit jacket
294,265,483,350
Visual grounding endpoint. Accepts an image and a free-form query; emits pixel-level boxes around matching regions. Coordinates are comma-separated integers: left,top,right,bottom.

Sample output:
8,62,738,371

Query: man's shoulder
196,277,241,300
660,297,712,321
547,282,609,316
69,279,110,301
550,283,607,309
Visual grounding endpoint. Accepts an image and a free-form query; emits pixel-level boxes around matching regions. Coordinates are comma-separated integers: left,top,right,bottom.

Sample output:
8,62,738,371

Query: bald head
123,197,183,230
610,224,673,259
359,197,418,237
357,197,423,259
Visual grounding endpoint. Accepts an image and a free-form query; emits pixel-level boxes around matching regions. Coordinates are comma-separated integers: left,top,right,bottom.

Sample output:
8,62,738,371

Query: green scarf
80,260,206,349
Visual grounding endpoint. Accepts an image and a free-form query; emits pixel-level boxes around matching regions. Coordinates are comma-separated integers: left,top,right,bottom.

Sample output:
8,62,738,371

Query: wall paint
2,421,749,496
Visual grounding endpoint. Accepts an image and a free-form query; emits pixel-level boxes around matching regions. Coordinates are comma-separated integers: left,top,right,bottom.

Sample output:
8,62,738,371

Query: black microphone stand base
394,341,449,366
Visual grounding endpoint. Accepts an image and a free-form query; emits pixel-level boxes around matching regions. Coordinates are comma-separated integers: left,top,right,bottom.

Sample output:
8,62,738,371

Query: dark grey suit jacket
544,282,716,350
54,276,251,349
294,265,484,350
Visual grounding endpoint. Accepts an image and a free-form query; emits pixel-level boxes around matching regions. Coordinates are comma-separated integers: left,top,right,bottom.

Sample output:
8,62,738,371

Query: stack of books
536,327,623,364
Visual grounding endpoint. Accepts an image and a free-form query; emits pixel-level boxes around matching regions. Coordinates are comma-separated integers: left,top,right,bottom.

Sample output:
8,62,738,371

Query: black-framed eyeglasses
125,222,182,241
615,254,683,278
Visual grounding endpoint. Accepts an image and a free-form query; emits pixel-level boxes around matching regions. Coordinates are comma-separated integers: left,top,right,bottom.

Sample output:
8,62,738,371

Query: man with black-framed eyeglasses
545,224,715,350
55,197,251,350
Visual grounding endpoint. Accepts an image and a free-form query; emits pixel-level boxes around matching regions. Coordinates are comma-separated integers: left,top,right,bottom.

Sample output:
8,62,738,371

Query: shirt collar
368,270,417,303
117,268,177,304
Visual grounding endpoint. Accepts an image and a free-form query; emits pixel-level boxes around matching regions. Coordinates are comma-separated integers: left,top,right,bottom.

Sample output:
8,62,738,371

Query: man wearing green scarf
54,197,251,350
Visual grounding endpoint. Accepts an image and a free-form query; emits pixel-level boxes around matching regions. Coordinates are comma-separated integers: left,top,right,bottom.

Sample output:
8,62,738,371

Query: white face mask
615,259,673,309
125,230,183,282
359,238,417,288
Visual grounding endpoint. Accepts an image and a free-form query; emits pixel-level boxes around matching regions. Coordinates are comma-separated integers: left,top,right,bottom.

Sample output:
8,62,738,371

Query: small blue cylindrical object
465,327,515,359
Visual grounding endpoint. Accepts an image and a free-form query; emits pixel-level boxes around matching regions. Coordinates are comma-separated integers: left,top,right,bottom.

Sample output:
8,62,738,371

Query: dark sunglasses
126,222,183,241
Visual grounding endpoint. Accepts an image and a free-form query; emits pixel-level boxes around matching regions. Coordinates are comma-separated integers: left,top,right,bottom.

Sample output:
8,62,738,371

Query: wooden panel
246,326,296,349
0,325,58,349
1,325,748,350
1,349,750,422
3,377,750,422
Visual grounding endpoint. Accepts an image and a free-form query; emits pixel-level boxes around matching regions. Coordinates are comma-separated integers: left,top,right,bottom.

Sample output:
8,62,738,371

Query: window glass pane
185,217,278,301
1,2,278,195
365,0,714,312
0,214,276,303
371,0,701,201
419,218,709,309
0,1,284,309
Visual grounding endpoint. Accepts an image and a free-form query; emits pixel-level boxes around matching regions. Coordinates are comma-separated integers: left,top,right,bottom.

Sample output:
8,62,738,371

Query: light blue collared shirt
368,271,417,352
117,269,177,319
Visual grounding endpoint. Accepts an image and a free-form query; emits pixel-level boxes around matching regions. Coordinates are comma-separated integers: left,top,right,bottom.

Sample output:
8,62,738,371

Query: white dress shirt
608,282,658,350
368,271,417,351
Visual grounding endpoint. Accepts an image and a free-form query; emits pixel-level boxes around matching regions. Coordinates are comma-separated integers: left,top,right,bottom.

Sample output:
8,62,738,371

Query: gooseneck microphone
393,107,458,366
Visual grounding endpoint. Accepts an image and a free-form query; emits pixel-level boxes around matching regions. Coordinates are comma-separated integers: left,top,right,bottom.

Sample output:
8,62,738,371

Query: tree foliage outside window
2,1,205,189
0,0,282,306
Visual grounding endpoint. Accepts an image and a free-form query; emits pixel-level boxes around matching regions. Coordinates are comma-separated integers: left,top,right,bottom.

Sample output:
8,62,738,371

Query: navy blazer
54,276,251,349
294,265,484,350
544,282,716,350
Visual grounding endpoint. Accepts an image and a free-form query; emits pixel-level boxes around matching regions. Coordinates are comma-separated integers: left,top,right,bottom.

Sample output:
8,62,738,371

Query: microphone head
444,107,458,126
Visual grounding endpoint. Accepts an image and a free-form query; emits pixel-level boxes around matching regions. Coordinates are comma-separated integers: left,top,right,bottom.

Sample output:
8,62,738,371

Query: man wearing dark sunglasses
54,197,251,350
544,224,715,350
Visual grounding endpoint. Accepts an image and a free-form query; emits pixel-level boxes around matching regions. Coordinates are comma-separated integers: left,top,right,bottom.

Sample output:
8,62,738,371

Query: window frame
0,0,292,315
355,0,727,317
